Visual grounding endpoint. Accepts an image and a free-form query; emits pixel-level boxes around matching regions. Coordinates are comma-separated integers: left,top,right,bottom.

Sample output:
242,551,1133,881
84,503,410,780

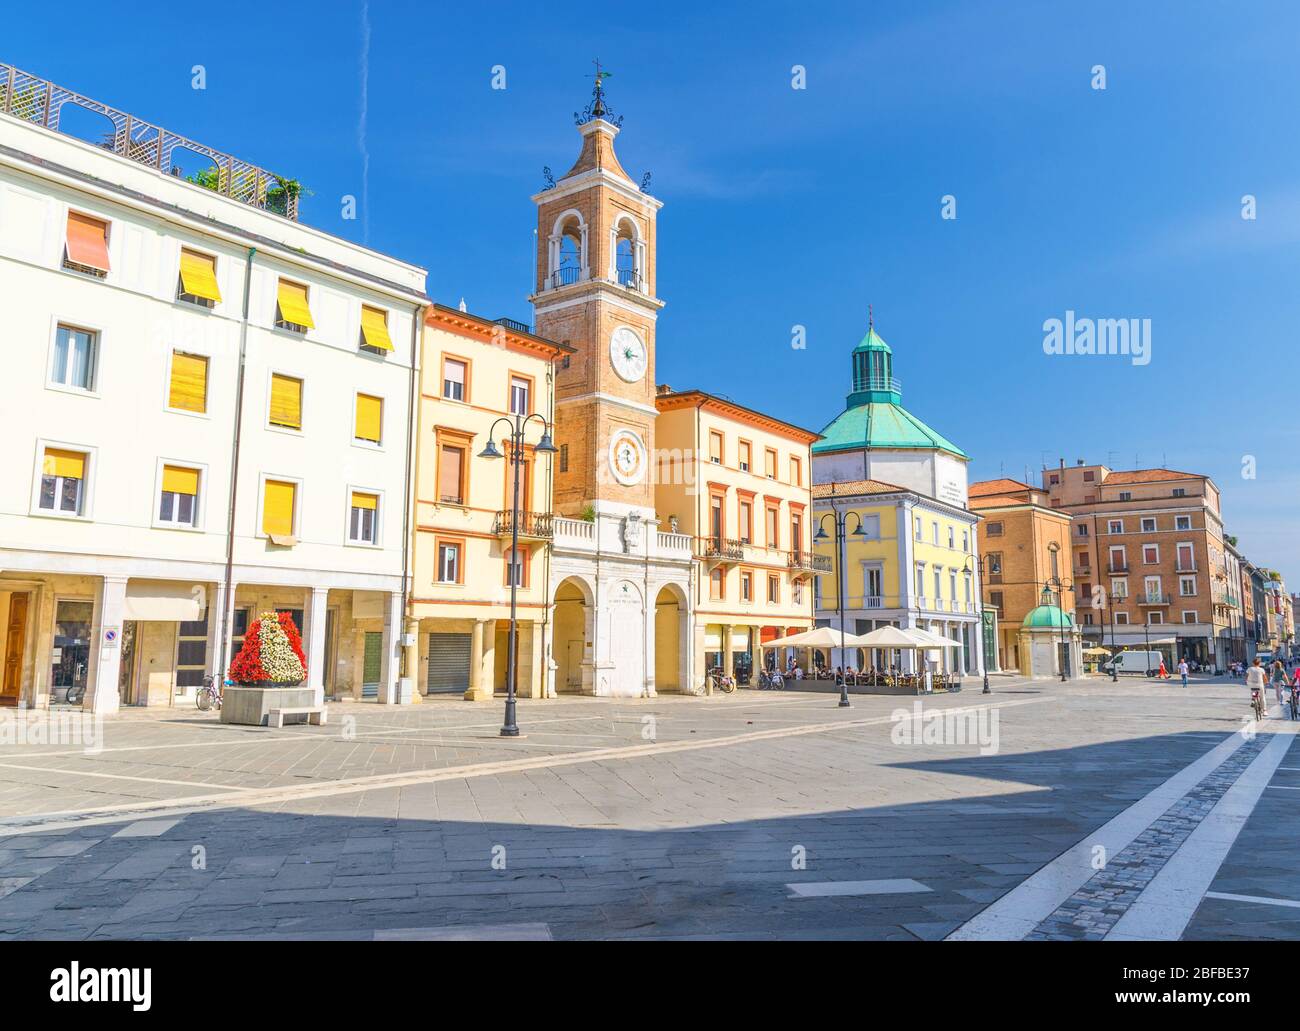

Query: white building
0,64,426,713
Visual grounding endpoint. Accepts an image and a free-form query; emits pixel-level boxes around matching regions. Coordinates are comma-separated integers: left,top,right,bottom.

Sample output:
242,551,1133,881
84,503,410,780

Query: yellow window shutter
350,491,377,511
263,480,295,536
43,448,86,480
168,352,209,413
276,279,315,328
354,393,382,443
269,374,302,429
162,465,199,496
360,305,393,351
179,249,222,302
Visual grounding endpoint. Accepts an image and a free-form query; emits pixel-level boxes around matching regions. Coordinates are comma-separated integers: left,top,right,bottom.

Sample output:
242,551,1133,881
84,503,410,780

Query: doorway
51,600,93,706
362,631,381,698
2,592,29,706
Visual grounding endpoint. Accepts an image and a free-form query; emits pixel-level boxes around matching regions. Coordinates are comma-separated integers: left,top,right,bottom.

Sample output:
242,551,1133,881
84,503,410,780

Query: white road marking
946,728,1252,941
788,878,931,898
1204,891,1300,910
1106,721,1299,940
0,761,243,791
112,818,182,838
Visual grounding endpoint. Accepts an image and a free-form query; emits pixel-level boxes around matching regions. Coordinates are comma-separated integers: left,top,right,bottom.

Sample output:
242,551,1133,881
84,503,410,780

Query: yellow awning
276,279,315,329
43,448,85,480
350,491,378,511
168,352,208,413
360,305,393,351
263,479,295,537
269,374,302,430
179,249,221,303
354,393,382,443
162,465,199,496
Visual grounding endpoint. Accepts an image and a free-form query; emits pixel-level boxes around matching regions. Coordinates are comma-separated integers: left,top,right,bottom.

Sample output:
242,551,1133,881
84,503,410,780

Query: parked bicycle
64,682,86,706
1290,683,1300,722
757,669,785,691
707,666,736,694
196,674,223,712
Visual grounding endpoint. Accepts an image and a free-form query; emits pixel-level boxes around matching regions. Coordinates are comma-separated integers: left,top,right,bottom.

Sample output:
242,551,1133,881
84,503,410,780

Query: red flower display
228,610,307,684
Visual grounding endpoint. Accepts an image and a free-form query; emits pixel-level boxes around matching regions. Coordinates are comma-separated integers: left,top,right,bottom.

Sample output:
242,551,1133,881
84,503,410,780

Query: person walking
1177,657,1189,688
1157,656,1169,680
1272,659,1289,710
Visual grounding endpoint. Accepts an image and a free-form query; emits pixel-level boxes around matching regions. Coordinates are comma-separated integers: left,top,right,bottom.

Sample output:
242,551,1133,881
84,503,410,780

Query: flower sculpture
228,610,307,685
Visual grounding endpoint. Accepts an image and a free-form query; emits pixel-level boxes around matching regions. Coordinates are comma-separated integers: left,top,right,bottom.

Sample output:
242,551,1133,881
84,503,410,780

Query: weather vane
575,59,623,127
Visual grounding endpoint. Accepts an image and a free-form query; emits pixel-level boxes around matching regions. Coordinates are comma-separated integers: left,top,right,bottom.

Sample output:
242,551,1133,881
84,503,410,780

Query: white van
1103,650,1164,677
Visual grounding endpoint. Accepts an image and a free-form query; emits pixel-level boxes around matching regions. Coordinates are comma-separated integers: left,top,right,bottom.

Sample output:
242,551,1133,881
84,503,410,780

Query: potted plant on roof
220,611,316,725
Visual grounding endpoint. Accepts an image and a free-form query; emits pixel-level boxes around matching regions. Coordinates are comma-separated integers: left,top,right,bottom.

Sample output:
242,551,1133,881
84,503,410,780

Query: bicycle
707,666,736,694
757,669,785,691
64,682,86,706
1290,684,1300,721
196,674,223,712
1251,687,1265,722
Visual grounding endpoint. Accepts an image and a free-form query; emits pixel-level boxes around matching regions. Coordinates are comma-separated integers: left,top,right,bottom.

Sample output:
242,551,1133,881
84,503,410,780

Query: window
1142,544,1159,564
158,465,199,527
359,305,393,354
934,569,942,601
1109,546,1127,570
1179,575,1196,597
915,517,923,541
354,393,383,445
989,590,1004,611
275,278,314,332
178,248,221,307
262,479,297,541
1077,550,1090,569
1143,576,1162,601
1141,517,1156,532
63,211,110,277
738,500,752,543
505,547,525,587
168,352,208,413
1078,524,1089,536
915,564,926,595
559,444,569,472
349,491,378,544
962,531,969,551
709,568,723,600
1148,612,1164,625
932,521,939,545
50,324,97,392
1182,610,1198,624
949,570,957,602
1119,491,1132,501
437,542,461,584
738,440,751,472
1175,515,1191,530
509,375,531,415
1083,470,1095,482
1048,473,1060,485
764,448,777,479
766,505,779,548
767,575,779,603
269,373,303,430
740,572,752,601
791,513,802,554
1176,543,1194,571
1112,577,1129,599
39,447,87,515
793,579,803,604
947,526,955,549
442,357,468,401
986,521,1004,537
1108,519,1123,534
438,443,466,505
709,431,723,464
1172,488,1186,497
1115,611,1130,625
789,456,801,486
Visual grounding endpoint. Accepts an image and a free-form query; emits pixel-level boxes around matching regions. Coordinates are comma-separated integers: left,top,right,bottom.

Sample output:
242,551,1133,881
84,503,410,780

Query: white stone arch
551,574,595,694
652,581,689,694
547,208,588,288
608,213,646,290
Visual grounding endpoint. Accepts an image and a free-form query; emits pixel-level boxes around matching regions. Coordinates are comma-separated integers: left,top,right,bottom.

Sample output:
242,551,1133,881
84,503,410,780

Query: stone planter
221,683,315,726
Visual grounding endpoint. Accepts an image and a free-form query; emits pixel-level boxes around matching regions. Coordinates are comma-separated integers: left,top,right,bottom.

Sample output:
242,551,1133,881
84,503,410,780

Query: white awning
123,581,205,622
1093,631,1179,647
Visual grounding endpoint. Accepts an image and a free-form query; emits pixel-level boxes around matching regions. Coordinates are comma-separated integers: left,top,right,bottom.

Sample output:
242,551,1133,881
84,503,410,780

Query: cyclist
1271,659,1290,710
1246,658,1268,719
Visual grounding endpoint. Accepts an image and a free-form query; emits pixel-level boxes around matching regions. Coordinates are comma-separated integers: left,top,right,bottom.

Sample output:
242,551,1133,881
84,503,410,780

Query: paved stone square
0,675,1295,940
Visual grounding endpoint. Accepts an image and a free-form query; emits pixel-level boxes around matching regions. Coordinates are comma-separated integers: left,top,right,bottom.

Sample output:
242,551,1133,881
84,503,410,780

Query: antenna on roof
868,303,874,331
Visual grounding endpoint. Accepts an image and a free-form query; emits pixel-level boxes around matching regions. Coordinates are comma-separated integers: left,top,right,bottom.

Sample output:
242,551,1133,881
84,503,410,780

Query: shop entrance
52,600,93,705
1,592,29,706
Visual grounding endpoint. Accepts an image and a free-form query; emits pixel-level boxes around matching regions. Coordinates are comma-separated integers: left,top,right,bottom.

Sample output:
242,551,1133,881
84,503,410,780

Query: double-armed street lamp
964,554,995,694
815,508,867,708
478,412,558,737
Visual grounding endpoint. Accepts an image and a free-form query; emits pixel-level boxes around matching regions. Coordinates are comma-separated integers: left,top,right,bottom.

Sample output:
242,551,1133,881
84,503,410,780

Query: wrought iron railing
1137,593,1172,605
788,550,832,573
494,317,531,335
615,267,641,289
700,536,744,562
550,266,581,288
0,62,300,220
493,510,554,539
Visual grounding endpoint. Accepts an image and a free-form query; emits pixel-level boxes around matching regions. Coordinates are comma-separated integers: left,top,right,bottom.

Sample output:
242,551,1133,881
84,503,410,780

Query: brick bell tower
530,72,664,519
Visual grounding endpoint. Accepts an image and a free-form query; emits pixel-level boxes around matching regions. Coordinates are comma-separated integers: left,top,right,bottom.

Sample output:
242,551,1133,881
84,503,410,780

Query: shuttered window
39,447,87,514
168,352,209,413
354,393,382,444
275,279,314,330
438,445,465,505
262,479,296,539
159,465,200,526
269,374,302,430
178,249,221,304
349,491,378,544
360,305,393,352
64,212,110,275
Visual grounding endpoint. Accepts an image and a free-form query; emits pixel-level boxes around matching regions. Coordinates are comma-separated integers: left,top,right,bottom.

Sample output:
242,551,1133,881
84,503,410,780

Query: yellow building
654,387,822,685
409,304,572,699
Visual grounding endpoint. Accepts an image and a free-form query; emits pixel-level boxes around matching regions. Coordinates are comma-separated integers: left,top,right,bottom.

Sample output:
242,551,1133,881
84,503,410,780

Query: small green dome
1023,605,1073,629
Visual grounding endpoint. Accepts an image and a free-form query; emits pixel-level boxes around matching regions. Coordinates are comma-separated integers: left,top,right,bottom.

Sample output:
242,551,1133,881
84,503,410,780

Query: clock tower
530,76,663,518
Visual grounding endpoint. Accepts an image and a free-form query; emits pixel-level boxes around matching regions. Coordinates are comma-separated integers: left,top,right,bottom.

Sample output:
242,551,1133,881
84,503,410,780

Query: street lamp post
815,508,865,708
478,412,557,737
1108,586,1118,682
964,554,992,694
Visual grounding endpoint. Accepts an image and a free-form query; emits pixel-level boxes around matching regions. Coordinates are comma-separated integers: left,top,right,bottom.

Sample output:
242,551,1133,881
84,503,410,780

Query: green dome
1023,605,1073,629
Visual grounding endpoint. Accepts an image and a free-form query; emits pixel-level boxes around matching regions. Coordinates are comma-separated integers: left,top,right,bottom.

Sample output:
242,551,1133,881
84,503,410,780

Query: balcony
1175,563,1198,573
1108,562,1129,574
493,510,554,541
788,550,832,574
1,63,302,220
699,536,745,563
1137,593,1172,606
494,317,532,335
549,266,582,289
615,268,642,291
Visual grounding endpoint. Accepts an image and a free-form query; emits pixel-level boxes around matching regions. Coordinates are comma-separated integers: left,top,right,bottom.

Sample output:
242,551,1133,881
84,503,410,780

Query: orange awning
66,212,111,273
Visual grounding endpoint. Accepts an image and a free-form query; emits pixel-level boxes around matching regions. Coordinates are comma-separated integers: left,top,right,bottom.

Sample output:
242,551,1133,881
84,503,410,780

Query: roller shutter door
427,633,472,694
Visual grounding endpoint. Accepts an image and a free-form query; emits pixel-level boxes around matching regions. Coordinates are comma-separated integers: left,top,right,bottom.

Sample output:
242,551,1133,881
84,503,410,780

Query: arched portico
653,583,689,693
551,575,594,695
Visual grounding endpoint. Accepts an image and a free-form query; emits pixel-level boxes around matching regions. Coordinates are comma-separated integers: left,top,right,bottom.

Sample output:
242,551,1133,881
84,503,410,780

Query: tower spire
576,60,622,127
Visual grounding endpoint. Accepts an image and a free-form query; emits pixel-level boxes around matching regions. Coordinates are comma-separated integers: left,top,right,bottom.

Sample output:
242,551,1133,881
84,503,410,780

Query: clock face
607,429,647,486
609,326,648,383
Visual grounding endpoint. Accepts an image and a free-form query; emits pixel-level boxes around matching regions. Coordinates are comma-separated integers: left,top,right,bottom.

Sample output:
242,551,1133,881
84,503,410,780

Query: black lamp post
478,412,557,737
1108,586,1118,682
815,509,866,708
965,554,993,694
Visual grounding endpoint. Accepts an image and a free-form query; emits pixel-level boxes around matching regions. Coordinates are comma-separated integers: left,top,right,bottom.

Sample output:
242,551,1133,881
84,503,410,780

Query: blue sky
8,0,1299,584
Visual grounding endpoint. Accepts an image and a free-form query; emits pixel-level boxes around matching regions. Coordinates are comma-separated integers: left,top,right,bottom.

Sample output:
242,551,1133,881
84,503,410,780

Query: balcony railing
549,266,582,289
1,62,301,220
788,550,832,574
494,317,532,335
1137,593,1172,606
700,536,745,563
494,510,554,540
1108,562,1129,573
1175,563,1198,573
615,268,642,290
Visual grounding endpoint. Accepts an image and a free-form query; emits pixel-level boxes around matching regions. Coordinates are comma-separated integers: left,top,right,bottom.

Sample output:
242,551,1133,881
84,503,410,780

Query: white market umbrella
856,625,929,649
907,627,964,649
760,626,872,650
